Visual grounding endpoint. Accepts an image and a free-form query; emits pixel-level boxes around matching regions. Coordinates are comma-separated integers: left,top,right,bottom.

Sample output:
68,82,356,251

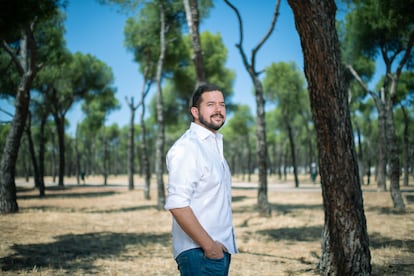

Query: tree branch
2,40,24,75
223,0,251,72
395,30,414,79
251,0,281,70
346,64,377,100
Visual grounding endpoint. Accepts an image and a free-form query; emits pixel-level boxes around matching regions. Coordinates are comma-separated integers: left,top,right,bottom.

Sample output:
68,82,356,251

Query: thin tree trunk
51,131,57,183
103,133,109,186
386,83,405,209
300,110,316,179
75,124,81,185
0,29,38,213
376,98,387,191
288,0,371,274
355,122,365,185
224,0,280,217
346,65,388,191
247,135,252,182
126,97,138,191
283,147,288,181
155,1,166,210
53,114,66,187
141,88,151,200
26,112,41,189
183,0,206,87
401,105,409,187
38,116,46,196
286,117,299,188
254,80,271,216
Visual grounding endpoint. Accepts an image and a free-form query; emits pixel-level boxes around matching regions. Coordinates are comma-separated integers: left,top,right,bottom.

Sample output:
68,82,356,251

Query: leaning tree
288,0,371,274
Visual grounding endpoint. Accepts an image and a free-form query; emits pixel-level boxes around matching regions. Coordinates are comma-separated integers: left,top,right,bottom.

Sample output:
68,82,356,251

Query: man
165,84,238,275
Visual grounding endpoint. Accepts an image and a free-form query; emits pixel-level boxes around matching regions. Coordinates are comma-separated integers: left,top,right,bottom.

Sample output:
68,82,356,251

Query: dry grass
0,175,413,275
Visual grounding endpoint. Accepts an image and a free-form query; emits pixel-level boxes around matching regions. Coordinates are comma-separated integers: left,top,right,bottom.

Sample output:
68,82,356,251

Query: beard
198,113,225,131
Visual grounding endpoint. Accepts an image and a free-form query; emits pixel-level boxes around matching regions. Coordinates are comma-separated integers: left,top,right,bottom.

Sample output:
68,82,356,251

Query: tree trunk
401,106,409,187
0,95,25,213
386,84,405,209
0,30,38,213
247,135,252,182
355,122,365,185
376,98,387,191
288,0,371,274
254,79,271,216
26,112,41,189
183,0,206,87
286,117,299,188
155,2,166,210
75,124,81,185
38,116,46,196
127,97,137,191
53,114,66,187
141,91,151,200
103,133,109,186
224,0,280,217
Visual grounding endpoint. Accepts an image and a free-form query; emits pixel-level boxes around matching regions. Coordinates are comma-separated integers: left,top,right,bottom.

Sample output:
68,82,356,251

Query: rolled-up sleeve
164,141,199,210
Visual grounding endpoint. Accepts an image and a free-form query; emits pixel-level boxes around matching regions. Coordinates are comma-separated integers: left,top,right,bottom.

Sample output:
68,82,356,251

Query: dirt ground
0,175,413,275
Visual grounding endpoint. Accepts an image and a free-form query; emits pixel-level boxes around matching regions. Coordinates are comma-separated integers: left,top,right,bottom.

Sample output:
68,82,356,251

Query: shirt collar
190,122,222,140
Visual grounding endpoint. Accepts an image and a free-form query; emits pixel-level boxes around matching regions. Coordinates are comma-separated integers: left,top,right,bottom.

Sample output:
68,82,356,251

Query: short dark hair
189,84,223,122
190,84,223,108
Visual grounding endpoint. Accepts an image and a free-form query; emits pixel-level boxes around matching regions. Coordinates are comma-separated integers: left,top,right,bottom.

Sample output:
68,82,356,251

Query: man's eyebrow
205,100,225,104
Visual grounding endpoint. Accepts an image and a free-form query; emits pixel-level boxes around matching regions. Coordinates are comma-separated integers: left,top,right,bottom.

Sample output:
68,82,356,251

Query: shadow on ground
405,194,414,204
17,187,120,200
1,232,170,274
370,232,414,253
370,233,414,274
270,202,323,214
256,225,323,242
233,202,323,215
19,204,158,214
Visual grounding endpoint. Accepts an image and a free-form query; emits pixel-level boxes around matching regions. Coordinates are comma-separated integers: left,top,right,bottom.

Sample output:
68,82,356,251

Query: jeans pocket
202,255,226,275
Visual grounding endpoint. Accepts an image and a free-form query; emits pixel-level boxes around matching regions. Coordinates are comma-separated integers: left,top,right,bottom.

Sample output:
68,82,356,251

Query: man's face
192,90,226,132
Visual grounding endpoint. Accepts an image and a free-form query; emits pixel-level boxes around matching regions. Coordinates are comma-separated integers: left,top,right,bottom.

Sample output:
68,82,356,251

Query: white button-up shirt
165,122,238,258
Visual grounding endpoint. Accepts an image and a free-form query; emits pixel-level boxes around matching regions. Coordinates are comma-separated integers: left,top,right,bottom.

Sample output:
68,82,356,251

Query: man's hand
169,207,228,259
203,240,226,259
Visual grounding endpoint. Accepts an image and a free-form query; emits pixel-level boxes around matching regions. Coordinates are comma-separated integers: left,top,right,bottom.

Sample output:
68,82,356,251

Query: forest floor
0,174,413,275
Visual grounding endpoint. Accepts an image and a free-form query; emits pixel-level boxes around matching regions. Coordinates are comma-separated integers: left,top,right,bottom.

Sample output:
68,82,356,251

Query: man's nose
215,104,224,111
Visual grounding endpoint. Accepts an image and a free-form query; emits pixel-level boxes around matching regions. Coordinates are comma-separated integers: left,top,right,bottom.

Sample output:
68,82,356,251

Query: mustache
211,113,224,119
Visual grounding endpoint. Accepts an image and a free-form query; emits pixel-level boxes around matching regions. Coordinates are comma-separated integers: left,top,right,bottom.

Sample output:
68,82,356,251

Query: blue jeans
175,248,231,276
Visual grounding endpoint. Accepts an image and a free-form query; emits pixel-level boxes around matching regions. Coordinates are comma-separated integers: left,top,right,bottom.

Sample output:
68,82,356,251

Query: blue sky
1,1,355,133
64,0,304,134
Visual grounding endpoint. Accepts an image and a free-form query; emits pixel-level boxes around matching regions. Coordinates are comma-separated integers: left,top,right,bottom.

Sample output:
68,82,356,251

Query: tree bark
75,123,81,185
183,0,206,87
126,97,138,191
53,113,66,187
155,1,166,210
139,67,152,200
401,106,409,187
346,64,387,191
103,135,108,186
26,112,41,189
254,79,271,216
386,83,405,209
224,0,281,216
38,116,47,196
285,116,299,188
0,29,39,213
288,0,371,274
376,96,387,191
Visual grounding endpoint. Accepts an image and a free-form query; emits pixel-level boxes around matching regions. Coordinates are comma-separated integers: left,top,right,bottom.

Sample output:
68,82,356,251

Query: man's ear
190,106,199,119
